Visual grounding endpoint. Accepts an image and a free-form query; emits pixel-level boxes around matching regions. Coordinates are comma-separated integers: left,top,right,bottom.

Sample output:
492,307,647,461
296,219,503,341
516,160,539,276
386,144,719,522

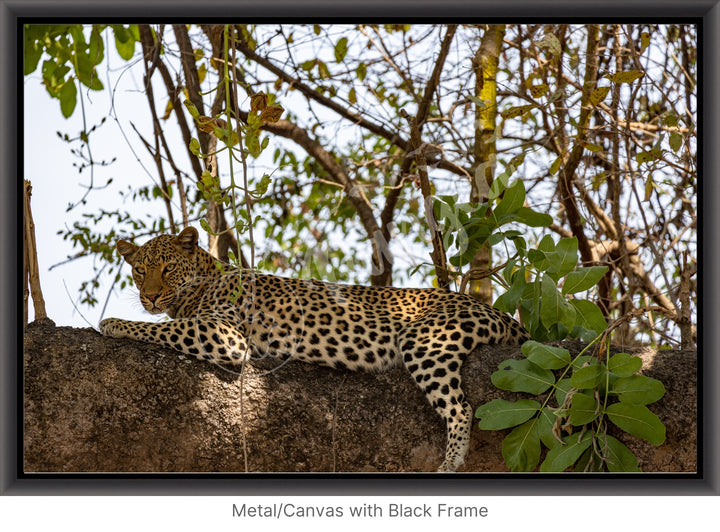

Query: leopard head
117,227,200,315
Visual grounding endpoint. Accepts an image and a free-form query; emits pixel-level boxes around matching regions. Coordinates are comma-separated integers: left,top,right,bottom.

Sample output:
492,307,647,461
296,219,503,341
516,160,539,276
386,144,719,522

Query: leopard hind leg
399,330,472,472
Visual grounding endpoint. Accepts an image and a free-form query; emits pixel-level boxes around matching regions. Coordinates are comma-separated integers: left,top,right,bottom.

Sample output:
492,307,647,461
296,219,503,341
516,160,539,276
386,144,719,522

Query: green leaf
548,237,578,277
88,26,104,63
554,378,573,406
74,50,103,90
334,37,348,62
537,407,562,449
189,137,201,156
468,94,487,108
199,218,212,234
612,375,665,405
562,266,608,294
493,266,527,314
494,180,525,218
539,432,593,472
636,150,658,164
540,274,576,330
488,170,510,200
569,325,602,344
475,399,541,430
538,33,561,56
24,29,45,75
502,419,541,472
570,363,605,389
59,79,77,118
571,356,598,371
608,352,643,378
356,62,367,81
501,104,535,120
514,207,553,227
606,403,666,445
183,99,200,119
669,132,683,152
528,235,555,270
569,392,599,425
491,359,555,395
568,299,608,336
522,341,571,370
597,434,641,472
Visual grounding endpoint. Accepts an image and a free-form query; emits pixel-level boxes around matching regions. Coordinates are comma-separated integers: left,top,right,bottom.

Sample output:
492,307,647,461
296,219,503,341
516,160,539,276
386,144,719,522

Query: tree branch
557,24,598,267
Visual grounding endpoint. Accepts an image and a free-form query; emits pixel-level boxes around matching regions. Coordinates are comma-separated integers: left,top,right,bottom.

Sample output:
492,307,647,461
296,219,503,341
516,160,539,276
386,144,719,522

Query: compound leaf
539,432,593,472
606,403,666,445
611,375,665,405
491,358,555,394
596,434,641,472
475,399,541,430
522,341,571,370
562,266,608,294
502,419,541,472
608,352,643,378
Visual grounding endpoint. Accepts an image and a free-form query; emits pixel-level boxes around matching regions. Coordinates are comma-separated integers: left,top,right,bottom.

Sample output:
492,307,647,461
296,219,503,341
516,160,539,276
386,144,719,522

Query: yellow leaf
605,70,645,84
197,63,207,85
348,87,356,104
501,104,535,119
529,83,549,99
640,32,651,53
162,98,173,120
583,143,603,152
592,171,606,190
644,176,654,201
589,86,610,106
549,157,562,175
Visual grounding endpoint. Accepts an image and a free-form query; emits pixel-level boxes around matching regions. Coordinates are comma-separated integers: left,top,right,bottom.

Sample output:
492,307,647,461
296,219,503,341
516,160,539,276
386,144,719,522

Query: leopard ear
116,240,139,265
175,226,199,255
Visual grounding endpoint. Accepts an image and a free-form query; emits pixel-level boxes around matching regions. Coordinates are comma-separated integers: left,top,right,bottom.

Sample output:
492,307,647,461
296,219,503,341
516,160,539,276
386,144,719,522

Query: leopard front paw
99,318,127,338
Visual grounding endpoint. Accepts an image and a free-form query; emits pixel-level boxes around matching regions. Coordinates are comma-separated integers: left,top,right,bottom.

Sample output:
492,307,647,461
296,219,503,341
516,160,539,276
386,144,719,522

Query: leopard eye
163,263,176,274
134,265,146,276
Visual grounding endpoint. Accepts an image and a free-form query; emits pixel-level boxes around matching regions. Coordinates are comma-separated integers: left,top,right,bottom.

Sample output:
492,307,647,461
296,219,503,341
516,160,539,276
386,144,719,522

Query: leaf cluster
25,24,139,118
476,341,666,472
435,177,608,342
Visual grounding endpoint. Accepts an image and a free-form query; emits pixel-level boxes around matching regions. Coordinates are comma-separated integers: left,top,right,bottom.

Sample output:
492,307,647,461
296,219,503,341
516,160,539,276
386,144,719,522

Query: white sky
24,44,188,328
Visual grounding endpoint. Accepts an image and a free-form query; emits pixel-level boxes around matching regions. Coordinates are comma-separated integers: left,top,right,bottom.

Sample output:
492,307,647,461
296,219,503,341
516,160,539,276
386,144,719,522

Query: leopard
100,226,530,472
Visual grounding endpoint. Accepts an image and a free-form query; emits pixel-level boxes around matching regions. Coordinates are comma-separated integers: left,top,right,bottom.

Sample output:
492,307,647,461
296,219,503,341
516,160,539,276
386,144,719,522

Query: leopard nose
146,293,160,303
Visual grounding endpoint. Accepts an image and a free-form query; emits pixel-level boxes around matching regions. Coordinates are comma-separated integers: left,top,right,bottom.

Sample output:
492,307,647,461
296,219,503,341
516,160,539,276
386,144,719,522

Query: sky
23,44,189,328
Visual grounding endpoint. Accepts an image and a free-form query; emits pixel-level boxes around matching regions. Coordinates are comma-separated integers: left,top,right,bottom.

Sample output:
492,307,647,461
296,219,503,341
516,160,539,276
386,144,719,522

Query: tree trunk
469,25,505,303
24,319,696,473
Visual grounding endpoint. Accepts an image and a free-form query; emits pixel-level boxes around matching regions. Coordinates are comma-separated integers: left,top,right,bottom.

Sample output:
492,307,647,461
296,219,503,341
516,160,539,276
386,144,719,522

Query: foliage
476,341,666,472
435,177,608,342
24,23,697,348
25,24,138,118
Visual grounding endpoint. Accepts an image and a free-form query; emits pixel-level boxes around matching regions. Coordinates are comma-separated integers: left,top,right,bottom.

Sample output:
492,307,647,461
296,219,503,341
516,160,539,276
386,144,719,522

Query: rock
23,321,696,472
